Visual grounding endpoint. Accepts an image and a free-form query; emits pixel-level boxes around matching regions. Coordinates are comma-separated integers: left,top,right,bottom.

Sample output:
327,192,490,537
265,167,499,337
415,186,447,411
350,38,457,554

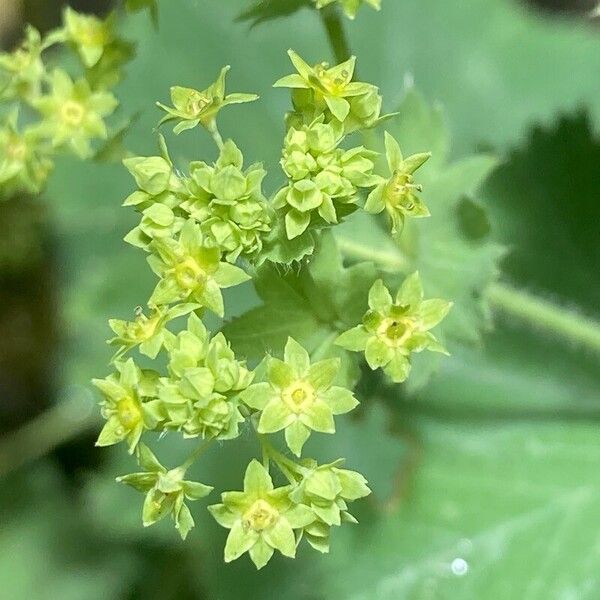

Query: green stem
487,282,600,354
207,122,224,150
259,435,306,483
335,236,410,271
320,5,353,63
181,438,214,470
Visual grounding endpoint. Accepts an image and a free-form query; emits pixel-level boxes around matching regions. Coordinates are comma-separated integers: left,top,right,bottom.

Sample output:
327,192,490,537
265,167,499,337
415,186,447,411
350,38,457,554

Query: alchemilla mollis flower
241,338,359,456
365,131,431,233
157,66,258,135
290,458,370,553
117,444,213,540
62,6,114,68
107,303,199,360
0,111,53,195
33,69,117,158
209,460,315,569
147,220,250,315
93,358,163,453
336,273,452,382
0,25,45,101
275,50,385,131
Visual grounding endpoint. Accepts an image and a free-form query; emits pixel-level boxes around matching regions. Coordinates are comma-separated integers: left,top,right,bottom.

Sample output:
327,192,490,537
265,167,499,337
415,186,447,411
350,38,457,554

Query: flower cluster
208,458,369,567
275,50,386,133
336,273,452,382
273,117,379,238
0,7,135,199
123,129,271,262
157,313,252,440
94,24,450,571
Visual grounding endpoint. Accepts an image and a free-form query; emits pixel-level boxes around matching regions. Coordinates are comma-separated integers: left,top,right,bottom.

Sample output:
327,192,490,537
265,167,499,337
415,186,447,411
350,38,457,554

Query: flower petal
240,382,276,410
364,337,394,369
243,459,274,494
224,519,258,563
307,358,340,392
321,386,359,415
263,518,296,558
258,398,295,434
285,420,311,457
284,337,310,377
300,399,335,433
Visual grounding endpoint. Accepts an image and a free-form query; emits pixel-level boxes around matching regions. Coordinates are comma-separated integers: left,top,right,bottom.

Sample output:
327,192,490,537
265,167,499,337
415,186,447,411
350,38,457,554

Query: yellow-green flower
290,458,370,553
274,50,385,130
336,274,452,382
33,69,117,158
147,220,250,316
365,131,431,233
117,444,213,540
240,338,359,456
107,303,199,361
208,460,315,569
0,25,45,101
63,6,114,68
0,112,53,195
157,66,258,135
92,359,164,453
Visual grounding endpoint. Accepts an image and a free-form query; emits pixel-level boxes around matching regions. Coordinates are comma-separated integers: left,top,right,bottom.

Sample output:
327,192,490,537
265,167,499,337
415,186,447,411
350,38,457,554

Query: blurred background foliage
0,0,599,598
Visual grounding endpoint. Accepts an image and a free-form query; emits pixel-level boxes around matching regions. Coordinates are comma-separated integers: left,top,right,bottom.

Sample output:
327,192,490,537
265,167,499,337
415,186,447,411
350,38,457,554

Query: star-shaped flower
33,69,117,158
157,66,258,135
107,303,199,361
92,358,164,453
364,131,431,233
147,220,250,316
0,111,53,194
240,338,359,456
290,458,370,553
274,50,374,123
117,444,213,540
63,6,114,68
208,460,315,569
336,274,452,382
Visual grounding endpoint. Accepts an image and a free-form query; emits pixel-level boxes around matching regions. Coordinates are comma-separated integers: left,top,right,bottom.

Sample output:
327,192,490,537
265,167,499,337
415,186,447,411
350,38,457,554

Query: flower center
61,100,85,127
131,313,160,341
243,499,279,532
174,257,205,290
282,380,315,413
116,396,142,429
385,171,422,210
187,92,210,116
315,63,349,95
378,317,414,347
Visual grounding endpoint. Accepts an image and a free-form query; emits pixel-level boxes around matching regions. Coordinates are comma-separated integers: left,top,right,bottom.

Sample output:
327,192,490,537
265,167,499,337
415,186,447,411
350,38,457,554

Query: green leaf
222,233,376,387
318,413,600,600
